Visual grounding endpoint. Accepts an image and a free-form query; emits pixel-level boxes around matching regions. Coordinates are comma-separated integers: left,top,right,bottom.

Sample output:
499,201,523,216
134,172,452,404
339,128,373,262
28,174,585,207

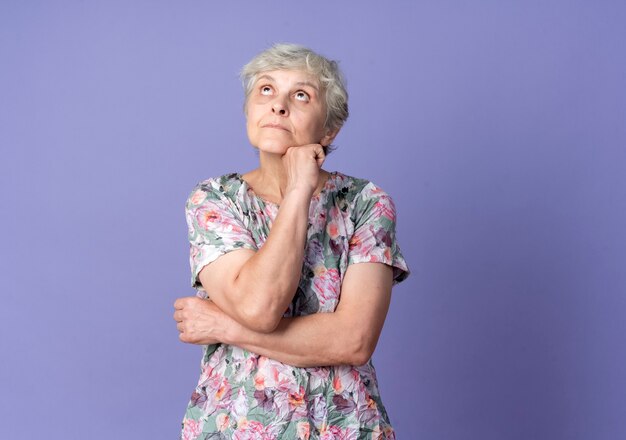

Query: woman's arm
193,145,326,333
175,263,393,367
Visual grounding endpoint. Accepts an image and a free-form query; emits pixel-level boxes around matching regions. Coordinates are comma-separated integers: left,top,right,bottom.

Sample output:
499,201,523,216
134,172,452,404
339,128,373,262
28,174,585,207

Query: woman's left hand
173,297,234,345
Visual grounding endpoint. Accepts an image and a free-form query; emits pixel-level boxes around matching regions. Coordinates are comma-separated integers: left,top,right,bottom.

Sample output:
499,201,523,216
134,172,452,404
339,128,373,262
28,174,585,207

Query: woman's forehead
255,69,320,90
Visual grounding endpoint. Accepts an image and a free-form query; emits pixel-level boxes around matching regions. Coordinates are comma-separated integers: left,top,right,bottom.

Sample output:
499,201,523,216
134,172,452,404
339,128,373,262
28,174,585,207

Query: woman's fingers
314,144,326,167
282,144,325,196
284,143,324,165
173,296,224,345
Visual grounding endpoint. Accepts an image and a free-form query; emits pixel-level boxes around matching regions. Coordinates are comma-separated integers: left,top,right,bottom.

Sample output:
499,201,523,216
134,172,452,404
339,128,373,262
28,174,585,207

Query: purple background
1,1,625,439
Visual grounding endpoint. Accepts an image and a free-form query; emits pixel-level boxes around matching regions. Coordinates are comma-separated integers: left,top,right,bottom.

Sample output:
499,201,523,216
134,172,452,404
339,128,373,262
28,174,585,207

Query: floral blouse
181,171,409,440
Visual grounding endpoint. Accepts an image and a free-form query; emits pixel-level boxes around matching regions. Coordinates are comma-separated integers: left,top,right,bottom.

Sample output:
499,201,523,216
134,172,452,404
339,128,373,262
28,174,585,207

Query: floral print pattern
181,172,409,439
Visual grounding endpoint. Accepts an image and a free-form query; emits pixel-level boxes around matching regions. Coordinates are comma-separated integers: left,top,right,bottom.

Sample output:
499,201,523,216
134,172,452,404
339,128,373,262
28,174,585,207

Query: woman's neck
242,151,329,204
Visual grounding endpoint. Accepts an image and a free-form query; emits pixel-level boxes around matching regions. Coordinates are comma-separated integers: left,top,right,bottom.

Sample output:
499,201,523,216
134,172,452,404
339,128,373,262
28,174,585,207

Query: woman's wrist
284,184,315,202
220,311,246,346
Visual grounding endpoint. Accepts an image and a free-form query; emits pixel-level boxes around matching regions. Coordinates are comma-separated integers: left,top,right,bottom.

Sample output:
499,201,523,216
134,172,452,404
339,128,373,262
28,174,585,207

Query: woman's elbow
238,307,282,333
351,346,374,366
347,334,377,366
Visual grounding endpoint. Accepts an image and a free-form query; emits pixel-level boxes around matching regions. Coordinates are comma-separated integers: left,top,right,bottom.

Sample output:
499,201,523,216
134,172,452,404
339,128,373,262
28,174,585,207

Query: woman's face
245,69,337,154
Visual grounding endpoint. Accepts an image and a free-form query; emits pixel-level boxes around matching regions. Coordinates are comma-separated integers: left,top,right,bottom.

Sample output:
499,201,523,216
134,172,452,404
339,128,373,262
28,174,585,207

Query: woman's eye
260,86,272,95
295,91,310,102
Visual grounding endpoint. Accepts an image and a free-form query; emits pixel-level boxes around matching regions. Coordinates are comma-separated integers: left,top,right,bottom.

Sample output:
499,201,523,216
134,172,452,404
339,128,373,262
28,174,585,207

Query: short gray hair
241,43,349,136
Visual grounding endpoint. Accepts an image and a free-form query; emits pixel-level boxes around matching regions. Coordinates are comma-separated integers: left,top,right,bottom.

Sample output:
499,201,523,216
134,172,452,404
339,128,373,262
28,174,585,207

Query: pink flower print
279,390,294,416
233,420,276,440
309,366,331,380
215,413,231,432
200,363,215,382
349,227,376,258
312,268,341,308
190,189,207,205
332,393,356,415
254,358,275,389
368,246,392,264
214,376,230,401
325,176,338,193
233,353,258,383
325,206,343,239
255,357,294,392
232,387,249,421
332,374,344,394
190,390,207,408
383,425,396,439
254,373,265,390
199,373,231,413
289,386,305,409
332,367,360,395
245,356,257,374
384,247,392,262
181,418,202,440
194,200,246,233
357,397,381,426
348,233,362,249
321,425,358,440
371,185,384,194
370,424,395,440
254,357,278,390
311,210,327,231
195,207,223,231
308,366,331,390
373,197,395,222
297,421,311,440
327,221,340,240
254,388,276,412
308,393,328,431
276,368,298,393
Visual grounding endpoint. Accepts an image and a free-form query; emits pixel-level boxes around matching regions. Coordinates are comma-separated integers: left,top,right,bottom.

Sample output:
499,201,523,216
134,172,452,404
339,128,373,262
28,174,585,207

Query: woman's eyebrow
295,81,319,92
255,75,319,92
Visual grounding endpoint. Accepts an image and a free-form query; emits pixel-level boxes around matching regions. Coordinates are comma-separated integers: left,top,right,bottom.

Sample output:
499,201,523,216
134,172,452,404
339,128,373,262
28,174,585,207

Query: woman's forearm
233,191,310,316
202,189,311,333
221,312,371,368
219,263,393,366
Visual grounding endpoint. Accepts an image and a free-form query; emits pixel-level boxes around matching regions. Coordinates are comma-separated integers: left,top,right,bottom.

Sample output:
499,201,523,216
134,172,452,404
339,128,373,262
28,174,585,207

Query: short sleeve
348,183,410,283
185,180,257,290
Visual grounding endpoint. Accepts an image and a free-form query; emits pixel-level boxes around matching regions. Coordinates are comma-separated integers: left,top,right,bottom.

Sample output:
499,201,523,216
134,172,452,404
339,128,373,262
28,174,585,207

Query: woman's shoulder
327,172,398,225
192,173,244,195
329,171,392,203
187,173,245,207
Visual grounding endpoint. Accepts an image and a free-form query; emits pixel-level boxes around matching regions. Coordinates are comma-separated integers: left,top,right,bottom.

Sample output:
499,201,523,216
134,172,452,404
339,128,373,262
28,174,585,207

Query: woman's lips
262,123,290,132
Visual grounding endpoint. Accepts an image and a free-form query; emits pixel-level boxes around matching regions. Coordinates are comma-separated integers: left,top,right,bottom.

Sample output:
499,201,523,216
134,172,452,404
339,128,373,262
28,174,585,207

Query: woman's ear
320,128,340,147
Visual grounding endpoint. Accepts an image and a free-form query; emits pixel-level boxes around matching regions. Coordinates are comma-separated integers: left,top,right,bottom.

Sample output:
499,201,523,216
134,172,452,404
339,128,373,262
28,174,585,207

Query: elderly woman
174,43,409,440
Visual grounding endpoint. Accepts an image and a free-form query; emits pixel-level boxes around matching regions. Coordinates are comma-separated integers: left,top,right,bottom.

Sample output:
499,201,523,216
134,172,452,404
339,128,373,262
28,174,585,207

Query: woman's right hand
282,144,326,198
174,297,238,345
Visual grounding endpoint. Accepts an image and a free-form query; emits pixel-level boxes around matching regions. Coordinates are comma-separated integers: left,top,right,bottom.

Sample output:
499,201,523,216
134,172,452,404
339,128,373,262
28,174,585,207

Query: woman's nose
272,100,288,116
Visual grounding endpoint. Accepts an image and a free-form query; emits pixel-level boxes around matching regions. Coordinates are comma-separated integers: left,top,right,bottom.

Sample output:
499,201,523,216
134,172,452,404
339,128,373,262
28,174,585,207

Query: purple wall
2,1,625,438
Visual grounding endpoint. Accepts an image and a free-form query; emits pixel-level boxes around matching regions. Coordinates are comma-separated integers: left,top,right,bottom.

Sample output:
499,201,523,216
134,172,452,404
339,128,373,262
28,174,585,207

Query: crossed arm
174,260,393,367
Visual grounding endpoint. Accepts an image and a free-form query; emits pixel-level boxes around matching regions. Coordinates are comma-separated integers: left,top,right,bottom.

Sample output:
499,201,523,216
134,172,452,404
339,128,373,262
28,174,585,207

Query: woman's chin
254,142,291,155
